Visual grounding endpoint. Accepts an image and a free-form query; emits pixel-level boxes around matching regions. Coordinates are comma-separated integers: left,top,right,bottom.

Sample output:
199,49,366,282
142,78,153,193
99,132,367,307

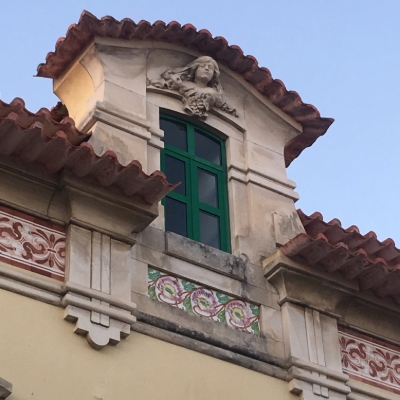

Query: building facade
1,11,400,400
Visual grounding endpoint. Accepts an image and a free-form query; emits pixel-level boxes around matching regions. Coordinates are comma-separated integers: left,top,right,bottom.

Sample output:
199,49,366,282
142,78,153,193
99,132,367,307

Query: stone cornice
264,250,400,343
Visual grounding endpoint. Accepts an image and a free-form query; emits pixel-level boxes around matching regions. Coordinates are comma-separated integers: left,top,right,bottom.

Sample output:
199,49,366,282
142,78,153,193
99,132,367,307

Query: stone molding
133,292,284,366
228,167,299,201
63,302,132,349
131,319,287,380
289,357,349,383
0,260,137,350
347,379,400,400
0,262,137,312
80,101,154,142
288,367,350,395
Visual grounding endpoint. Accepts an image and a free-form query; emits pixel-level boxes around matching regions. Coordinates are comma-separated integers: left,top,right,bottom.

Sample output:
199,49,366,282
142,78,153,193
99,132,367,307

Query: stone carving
151,56,237,119
63,228,136,349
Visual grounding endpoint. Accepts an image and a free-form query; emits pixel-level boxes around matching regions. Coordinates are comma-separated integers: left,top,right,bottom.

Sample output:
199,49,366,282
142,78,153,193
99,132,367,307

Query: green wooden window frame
161,115,231,252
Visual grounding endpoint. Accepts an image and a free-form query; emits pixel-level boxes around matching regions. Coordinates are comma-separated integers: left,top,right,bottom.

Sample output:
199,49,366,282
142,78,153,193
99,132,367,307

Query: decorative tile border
148,267,260,334
339,327,400,395
0,205,66,281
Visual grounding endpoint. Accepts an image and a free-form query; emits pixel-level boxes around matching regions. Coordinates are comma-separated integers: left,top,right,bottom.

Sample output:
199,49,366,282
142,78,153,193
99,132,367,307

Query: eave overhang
0,98,177,205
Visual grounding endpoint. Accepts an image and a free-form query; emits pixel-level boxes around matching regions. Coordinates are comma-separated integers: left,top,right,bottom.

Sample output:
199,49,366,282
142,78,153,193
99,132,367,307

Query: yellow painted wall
0,289,295,400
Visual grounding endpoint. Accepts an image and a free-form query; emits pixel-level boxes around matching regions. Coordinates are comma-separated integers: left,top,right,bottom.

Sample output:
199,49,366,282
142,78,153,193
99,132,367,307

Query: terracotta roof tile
281,210,400,304
36,10,334,167
0,98,177,205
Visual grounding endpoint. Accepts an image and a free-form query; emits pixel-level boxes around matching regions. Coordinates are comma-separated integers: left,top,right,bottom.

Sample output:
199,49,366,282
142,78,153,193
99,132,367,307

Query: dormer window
161,115,230,252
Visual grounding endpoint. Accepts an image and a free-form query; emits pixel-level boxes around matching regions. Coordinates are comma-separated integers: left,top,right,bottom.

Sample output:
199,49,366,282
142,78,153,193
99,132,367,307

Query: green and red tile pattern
148,267,260,335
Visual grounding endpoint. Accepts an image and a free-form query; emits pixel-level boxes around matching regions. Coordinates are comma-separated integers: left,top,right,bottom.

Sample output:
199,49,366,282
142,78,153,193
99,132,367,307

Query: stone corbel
282,303,350,400
63,225,136,349
61,170,158,243
264,253,350,399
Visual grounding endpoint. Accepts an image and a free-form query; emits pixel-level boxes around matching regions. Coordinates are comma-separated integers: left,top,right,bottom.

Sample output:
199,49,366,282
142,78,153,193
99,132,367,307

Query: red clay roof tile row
36,10,334,167
0,98,90,146
298,209,400,265
0,98,176,205
280,210,400,304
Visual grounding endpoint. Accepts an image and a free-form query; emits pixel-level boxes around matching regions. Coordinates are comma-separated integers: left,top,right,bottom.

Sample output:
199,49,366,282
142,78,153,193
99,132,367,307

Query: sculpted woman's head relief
151,56,237,119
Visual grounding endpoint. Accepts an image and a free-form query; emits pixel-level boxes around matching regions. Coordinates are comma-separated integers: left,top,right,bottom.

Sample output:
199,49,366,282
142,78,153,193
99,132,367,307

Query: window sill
165,232,245,281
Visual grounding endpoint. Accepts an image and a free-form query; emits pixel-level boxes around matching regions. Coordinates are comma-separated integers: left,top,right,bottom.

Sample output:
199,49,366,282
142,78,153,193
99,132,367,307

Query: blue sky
1,1,400,243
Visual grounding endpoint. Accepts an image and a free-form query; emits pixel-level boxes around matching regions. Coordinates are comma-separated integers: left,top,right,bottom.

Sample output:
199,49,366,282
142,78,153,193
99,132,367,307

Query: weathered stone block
166,232,245,281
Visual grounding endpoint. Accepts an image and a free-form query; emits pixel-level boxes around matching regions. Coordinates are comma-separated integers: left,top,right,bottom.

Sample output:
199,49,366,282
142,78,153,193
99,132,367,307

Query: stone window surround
160,114,231,252
145,86,300,264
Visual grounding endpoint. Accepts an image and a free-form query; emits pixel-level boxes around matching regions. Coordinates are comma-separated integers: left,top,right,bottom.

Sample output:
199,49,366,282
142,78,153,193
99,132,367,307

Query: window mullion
189,158,200,242
187,123,196,157
218,167,230,253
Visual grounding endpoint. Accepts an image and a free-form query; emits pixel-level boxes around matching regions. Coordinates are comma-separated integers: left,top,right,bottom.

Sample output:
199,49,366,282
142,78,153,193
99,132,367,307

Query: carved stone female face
194,61,215,85
150,56,237,119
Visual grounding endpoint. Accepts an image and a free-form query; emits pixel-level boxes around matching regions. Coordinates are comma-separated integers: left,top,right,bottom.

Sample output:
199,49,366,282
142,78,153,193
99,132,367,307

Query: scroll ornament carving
150,56,237,120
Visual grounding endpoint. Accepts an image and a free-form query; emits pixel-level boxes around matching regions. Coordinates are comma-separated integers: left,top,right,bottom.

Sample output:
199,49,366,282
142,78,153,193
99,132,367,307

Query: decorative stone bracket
64,225,136,349
282,304,350,400
62,283,136,349
263,254,350,400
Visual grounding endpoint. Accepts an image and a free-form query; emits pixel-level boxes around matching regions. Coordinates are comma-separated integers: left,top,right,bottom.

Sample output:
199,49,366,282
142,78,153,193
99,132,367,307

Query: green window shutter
160,115,231,253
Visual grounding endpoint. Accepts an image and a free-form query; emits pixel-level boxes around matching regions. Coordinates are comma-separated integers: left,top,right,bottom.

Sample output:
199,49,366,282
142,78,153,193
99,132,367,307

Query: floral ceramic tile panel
148,267,260,335
339,330,400,394
0,207,66,280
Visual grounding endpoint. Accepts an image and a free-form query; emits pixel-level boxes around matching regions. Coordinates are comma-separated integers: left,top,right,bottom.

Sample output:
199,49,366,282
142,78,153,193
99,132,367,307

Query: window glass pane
165,155,186,195
195,130,221,165
198,168,218,207
161,119,187,151
200,211,220,249
165,198,187,237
